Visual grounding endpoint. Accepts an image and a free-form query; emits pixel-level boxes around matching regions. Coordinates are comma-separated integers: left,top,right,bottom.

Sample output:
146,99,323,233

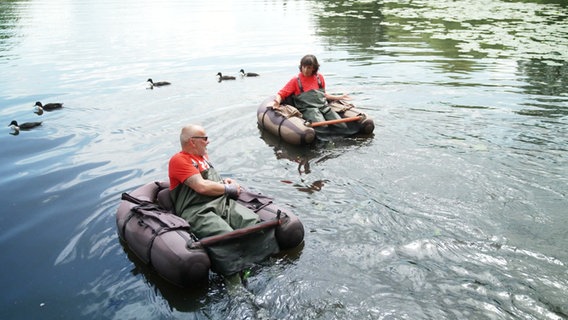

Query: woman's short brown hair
298,54,320,74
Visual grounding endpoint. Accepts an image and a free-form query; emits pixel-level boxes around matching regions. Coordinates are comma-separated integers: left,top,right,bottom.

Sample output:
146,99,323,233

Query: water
1,0,567,319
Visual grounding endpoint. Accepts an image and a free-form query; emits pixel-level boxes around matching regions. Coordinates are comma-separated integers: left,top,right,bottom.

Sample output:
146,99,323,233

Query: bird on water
216,72,236,81
34,101,63,115
147,78,171,89
240,69,259,77
9,120,43,135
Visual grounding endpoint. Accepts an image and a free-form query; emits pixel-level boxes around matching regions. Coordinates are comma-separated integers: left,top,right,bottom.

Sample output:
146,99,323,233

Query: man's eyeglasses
191,136,208,141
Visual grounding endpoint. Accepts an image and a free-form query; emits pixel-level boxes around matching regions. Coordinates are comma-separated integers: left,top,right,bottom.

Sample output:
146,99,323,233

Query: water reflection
312,0,568,80
120,244,209,312
314,0,386,56
0,1,21,58
384,0,567,62
259,128,375,194
516,59,568,117
109,238,306,316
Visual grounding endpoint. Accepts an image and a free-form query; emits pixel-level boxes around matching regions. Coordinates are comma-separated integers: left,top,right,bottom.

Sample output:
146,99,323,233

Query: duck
147,78,171,89
239,69,259,77
34,101,63,115
9,120,42,135
216,72,236,81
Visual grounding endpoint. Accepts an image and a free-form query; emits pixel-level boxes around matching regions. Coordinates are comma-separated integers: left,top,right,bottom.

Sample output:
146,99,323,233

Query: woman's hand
326,93,351,101
271,96,282,110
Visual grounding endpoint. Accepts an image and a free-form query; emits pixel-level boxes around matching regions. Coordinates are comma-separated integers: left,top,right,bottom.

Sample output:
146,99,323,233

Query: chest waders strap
297,75,323,93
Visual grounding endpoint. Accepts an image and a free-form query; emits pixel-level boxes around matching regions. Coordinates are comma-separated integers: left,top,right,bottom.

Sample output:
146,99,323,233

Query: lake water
1,0,567,319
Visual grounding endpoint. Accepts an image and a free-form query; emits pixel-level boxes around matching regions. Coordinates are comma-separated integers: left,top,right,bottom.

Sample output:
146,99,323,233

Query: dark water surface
1,0,567,319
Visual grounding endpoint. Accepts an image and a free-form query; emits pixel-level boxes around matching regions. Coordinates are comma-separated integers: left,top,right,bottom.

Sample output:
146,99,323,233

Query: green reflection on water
312,0,568,65
311,0,568,118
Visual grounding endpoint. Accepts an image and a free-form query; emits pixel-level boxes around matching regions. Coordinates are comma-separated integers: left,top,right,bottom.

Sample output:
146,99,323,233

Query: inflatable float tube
257,96,375,145
116,181,304,288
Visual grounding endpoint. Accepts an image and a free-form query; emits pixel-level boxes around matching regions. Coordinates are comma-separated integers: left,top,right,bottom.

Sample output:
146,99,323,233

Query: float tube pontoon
257,96,374,145
116,181,304,288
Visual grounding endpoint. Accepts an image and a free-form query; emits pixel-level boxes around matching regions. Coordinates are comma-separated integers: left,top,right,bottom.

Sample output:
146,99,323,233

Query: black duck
240,69,259,77
147,78,171,89
34,101,63,115
216,72,236,81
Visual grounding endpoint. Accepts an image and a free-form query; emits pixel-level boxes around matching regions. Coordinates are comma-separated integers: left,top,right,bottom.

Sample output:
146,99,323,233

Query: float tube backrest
157,188,175,213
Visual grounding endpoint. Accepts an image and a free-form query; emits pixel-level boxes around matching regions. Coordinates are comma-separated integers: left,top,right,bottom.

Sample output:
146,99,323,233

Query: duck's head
34,101,43,107
9,120,18,127
147,78,154,84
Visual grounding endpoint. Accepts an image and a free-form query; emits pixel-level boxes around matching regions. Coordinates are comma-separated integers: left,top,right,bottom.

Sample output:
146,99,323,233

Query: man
169,124,260,238
168,124,278,275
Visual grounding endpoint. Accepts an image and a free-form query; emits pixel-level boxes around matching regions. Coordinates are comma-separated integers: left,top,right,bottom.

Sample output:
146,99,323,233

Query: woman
273,54,349,127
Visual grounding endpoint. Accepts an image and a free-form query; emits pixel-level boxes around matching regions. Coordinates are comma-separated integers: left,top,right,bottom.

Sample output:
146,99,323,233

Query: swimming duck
239,69,259,77
147,78,171,89
216,72,236,81
34,101,63,115
9,120,42,135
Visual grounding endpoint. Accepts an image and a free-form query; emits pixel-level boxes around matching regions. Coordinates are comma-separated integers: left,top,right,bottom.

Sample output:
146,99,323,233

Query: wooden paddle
306,115,363,128
189,211,283,249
